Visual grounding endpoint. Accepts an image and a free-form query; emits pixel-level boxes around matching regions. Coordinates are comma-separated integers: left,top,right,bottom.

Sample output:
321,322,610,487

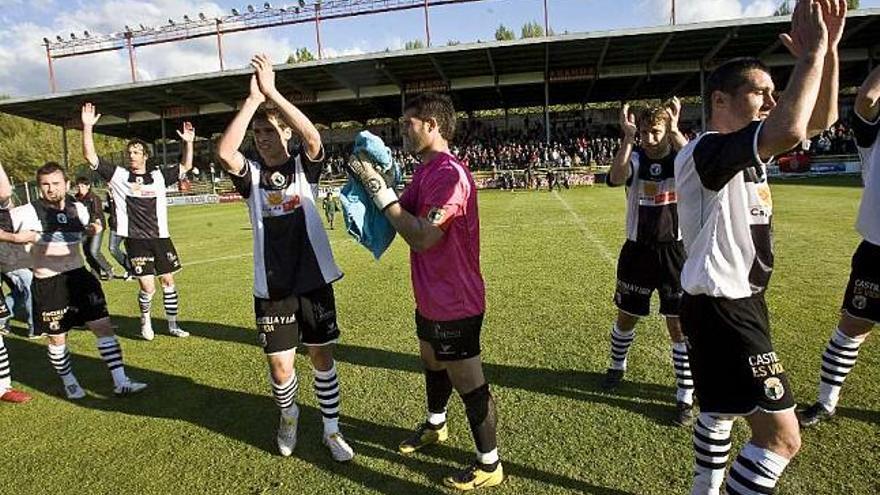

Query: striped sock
47,343,78,387
817,328,866,411
314,362,341,437
138,290,153,326
271,373,298,412
725,443,790,495
97,336,127,387
162,286,179,328
672,342,695,405
691,413,733,495
0,336,11,391
609,324,635,371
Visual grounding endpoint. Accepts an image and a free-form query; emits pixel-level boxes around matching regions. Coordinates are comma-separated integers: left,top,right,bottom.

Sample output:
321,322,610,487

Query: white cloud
638,0,778,24
0,0,315,97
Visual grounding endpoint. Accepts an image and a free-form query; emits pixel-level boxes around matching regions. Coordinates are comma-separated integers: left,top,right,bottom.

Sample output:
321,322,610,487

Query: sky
0,0,878,98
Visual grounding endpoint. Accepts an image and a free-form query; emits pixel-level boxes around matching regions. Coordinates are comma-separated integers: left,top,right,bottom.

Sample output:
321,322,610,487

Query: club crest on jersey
649,163,662,176
427,207,446,225
56,213,68,224
763,377,785,401
270,171,287,188
853,295,868,310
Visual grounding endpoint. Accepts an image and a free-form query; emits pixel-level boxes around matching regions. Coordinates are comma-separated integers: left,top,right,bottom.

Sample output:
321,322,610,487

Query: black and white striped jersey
854,111,880,246
231,148,342,300
92,161,180,239
11,196,91,246
675,121,774,299
621,148,681,244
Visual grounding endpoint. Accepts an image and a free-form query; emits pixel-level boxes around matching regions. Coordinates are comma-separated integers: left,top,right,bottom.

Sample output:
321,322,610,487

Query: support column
160,113,168,167
700,65,707,132
61,126,69,168
544,79,550,144
424,0,431,47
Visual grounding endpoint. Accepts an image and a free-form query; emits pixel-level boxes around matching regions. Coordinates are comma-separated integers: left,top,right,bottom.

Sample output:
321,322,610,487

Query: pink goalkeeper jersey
399,151,486,321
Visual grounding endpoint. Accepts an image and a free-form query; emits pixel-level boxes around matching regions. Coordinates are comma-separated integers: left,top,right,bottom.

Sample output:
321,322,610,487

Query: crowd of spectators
202,115,858,185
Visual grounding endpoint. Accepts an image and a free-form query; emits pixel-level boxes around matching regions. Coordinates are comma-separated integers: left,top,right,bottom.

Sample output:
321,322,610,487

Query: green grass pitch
0,176,877,494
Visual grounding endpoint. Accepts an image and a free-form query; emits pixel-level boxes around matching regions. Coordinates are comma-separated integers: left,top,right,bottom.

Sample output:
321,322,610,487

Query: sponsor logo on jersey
270,172,287,188
763,376,785,401
267,191,284,206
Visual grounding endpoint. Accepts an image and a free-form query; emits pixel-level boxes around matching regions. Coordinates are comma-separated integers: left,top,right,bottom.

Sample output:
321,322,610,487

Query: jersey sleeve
692,120,767,191
300,145,325,184
852,111,880,149
91,159,117,181
75,202,92,226
10,205,40,233
230,159,254,199
419,165,466,231
161,164,183,185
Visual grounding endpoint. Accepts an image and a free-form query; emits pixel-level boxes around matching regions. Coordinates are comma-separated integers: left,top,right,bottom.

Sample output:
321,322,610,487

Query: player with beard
2,162,146,399
82,105,193,340
347,92,503,490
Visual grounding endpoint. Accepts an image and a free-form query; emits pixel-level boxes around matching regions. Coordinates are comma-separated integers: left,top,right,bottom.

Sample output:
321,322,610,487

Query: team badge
427,207,446,225
853,295,867,310
763,377,785,401
270,171,286,188
649,163,662,176
56,213,68,224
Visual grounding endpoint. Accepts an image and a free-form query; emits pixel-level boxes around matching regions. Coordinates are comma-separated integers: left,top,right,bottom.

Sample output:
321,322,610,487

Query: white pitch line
552,190,614,264
185,252,252,267
553,190,670,366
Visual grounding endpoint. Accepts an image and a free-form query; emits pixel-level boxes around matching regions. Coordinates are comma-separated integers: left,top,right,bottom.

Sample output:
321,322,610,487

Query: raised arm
81,103,101,167
608,103,636,186
251,53,322,160
176,121,195,175
216,76,265,175
666,96,689,150
758,0,828,159
806,0,846,136
855,65,880,123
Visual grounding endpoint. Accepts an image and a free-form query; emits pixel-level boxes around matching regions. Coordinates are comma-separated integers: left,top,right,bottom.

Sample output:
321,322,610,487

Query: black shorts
614,240,684,317
126,238,182,276
841,240,880,324
680,292,795,416
255,284,340,355
416,312,483,362
32,267,109,335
